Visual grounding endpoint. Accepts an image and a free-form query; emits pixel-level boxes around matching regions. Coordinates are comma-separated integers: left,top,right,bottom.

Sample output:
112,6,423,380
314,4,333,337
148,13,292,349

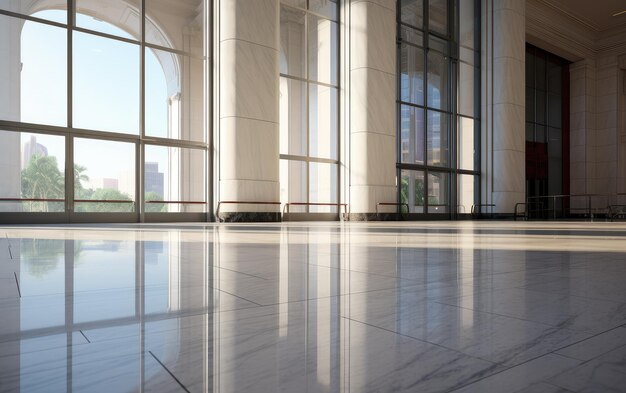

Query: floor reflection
1,222,626,392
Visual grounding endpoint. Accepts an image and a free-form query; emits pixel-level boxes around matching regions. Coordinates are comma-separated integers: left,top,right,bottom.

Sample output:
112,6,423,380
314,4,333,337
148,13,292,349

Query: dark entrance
525,44,570,217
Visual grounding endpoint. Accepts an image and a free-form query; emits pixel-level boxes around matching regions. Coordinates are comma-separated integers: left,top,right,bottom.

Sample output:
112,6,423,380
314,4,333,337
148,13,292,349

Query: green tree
21,155,64,212
87,188,134,213
74,164,90,199
144,191,166,213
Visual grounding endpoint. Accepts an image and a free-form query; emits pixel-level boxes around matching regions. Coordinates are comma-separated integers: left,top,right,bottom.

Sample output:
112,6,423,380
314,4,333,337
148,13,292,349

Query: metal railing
376,202,409,219
471,204,496,218
145,200,206,205
0,197,64,203
525,194,610,220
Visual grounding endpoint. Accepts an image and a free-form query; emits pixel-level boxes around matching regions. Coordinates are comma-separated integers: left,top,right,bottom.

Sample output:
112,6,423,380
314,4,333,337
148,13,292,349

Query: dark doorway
525,44,570,217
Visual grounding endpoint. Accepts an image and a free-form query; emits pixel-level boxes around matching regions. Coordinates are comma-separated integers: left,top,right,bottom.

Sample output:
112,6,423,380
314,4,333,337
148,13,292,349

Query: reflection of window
279,0,339,214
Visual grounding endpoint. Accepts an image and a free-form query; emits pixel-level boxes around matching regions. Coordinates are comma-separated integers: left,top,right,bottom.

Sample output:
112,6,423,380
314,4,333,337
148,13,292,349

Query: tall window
0,1,209,221
280,0,339,215
398,0,480,216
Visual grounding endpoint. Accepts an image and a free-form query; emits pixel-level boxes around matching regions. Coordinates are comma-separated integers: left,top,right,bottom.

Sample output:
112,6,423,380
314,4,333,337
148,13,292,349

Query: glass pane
73,31,140,134
535,54,546,91
400,0,423,29
0,15,67,126
146,0,205,56
400,170,425,213
280,77,307,156
458,62,475,117
75,0,140,40
458,174,477,215
309,0,337,20
0,6,67,24
428,0,447,35
427,110,449,167
74,138,136,212
0,131,65,212
399,43,424,105
400,105,425,165
536,89,546,125
547,57,562,95
428,171,448,212
536,125,546,143
526,122,534,142
459,0,475,50
145,48,205,142
280,160,307,212
309,84,337,160
458,116,476,171
280,5,306,79
547,93,561,128
144,145,206,213
400,25,423,46
308,14,337,85
309,162,337,213
427,50,448,110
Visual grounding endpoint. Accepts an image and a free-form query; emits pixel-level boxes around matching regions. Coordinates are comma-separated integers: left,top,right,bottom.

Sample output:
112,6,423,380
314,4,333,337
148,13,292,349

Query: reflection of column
482,0,525,214
219,0,280,221
0,14,23,211
349,0,396,217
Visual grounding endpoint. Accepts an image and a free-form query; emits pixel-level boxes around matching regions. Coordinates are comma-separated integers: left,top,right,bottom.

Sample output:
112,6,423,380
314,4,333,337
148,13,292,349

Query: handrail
0,198,64,202
471,204,495,217
608,205,626,222
216,200,281,222
375,202,409,215
74,199,135,203
145,200,206,204
283,202,349,219
525,194,610,220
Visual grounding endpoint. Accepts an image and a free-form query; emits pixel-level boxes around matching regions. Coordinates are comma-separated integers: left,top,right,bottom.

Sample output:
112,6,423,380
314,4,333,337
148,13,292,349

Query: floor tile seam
447,352,582,393
344,317,501,367
148,350,191,393
553,339,626,365
211,288,264,307
430,300,596,333
513,284,626,305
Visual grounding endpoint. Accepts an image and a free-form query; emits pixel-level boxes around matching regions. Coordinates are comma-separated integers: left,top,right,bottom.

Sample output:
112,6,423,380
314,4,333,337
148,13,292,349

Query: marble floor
1,221,626,392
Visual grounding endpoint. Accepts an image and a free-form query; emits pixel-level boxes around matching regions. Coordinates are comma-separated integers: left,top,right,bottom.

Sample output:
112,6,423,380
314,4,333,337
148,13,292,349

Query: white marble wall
482,0,526,214
619,57,626,198
0,11,23,211
348,0,397,214
569,60,596,202
219,0,280,213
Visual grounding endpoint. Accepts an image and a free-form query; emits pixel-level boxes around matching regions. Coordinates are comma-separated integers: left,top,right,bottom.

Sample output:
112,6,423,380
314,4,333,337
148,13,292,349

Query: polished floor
1,221,626,392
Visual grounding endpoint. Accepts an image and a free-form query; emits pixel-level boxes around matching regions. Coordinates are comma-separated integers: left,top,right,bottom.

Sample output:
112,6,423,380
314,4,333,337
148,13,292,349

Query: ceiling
541,0,626,31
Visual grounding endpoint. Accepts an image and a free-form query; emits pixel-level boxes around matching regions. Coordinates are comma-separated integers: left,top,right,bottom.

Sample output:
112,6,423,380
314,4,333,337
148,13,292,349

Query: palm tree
21,155,64,212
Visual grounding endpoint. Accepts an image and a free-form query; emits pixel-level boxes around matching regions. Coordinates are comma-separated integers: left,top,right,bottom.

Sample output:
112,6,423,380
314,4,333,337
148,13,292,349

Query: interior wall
526,0,626,208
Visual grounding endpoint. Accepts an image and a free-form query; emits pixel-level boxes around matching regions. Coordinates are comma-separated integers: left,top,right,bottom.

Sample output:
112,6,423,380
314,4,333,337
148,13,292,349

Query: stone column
569,60,596,206
219,0,280,221
0,13,23,212
482,0,525,214
349,0,397,218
